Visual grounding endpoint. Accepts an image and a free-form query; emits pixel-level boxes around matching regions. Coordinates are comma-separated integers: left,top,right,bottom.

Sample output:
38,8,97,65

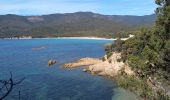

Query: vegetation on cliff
105,0,170,99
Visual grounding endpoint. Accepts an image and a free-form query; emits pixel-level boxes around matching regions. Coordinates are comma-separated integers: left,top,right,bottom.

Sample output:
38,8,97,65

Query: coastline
62,34,170,99
0,36,133,41
1,37,115,40
56,37,116,40
63,53,135,77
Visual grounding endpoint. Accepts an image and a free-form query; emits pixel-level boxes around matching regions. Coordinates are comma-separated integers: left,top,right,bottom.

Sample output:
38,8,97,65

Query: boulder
82,69,87,72
48,60,57,66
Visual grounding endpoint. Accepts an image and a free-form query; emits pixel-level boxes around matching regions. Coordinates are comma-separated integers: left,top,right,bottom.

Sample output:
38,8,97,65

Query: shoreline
0,37,116,40
0,36,132,41
56,37,117,40
63,52,135,77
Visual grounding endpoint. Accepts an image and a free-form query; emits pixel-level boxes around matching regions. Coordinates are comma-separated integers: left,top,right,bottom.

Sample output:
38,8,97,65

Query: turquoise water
0,39,138,100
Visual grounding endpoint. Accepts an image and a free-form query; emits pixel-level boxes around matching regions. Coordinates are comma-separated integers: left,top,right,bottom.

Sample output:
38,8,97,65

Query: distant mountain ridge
0,12,156,38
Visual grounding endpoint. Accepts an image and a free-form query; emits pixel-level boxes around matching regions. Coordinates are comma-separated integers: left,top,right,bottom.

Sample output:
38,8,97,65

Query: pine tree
155,0,170,74
155,0,170,40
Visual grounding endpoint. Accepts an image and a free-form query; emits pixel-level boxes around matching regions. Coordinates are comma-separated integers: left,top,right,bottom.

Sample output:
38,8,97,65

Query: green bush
101,57,106,61
104,0,170,99
107,52,113,59
115,74,154,99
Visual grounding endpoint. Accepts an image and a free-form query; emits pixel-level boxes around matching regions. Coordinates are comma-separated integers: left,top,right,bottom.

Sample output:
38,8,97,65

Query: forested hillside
0,12,156,38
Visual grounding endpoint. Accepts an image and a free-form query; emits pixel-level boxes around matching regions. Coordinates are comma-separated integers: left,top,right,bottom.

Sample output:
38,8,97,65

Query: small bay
0,39,138,100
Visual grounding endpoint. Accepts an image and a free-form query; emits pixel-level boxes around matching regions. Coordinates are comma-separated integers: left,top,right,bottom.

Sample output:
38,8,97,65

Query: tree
155,0,170,37
104,0,170,99
154,0,170,74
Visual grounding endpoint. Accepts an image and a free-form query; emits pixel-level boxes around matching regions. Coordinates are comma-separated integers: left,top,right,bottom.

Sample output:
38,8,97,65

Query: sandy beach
2,36,134,41
56,37,116,40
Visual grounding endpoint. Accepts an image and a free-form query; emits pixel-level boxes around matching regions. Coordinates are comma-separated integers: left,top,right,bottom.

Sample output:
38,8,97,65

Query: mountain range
0,12,156,38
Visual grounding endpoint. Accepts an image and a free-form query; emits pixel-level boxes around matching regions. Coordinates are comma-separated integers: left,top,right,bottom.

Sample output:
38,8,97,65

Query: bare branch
0,72,25,100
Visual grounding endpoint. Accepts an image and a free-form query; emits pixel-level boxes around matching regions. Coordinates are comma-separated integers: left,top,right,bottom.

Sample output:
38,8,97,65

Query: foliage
107,52,113,59
115,74,153,99
0,12,155,38
113,31,131,38
106,0,170,99
107,0,170,79
101,57,106,61
115,74,170,100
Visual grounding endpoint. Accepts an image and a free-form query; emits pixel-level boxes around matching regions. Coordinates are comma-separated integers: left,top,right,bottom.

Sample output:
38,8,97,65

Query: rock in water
82,69,87,72
48,60,57,66
63,52,135,77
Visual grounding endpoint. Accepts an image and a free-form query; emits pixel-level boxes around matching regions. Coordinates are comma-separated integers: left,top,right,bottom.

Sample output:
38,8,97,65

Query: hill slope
0,12,156,38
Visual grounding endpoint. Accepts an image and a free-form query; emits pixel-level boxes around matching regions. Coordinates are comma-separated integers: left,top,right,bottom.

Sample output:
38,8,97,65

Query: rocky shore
63,49,169,99
63,52,134,77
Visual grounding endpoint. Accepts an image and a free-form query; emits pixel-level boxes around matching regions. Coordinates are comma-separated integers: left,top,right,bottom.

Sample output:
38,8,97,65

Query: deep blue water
0,39,137,100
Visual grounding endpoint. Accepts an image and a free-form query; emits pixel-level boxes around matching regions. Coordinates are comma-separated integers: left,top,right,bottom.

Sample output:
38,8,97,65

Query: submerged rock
32,46,47,51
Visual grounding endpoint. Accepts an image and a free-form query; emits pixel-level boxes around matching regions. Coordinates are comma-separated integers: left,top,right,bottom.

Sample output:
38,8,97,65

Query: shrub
107,52,113,59
115,74,154,99
102,57,106,61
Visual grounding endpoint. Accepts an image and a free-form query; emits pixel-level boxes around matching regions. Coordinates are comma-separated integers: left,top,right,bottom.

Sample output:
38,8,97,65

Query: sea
0,39,138,100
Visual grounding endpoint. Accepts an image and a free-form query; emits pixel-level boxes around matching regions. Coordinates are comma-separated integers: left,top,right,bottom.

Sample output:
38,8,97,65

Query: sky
0,0,157,16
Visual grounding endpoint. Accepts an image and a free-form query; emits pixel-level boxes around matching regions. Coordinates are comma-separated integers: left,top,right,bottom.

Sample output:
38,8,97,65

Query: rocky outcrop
63,58,102,68
48,60,57,66
63,52,135,77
